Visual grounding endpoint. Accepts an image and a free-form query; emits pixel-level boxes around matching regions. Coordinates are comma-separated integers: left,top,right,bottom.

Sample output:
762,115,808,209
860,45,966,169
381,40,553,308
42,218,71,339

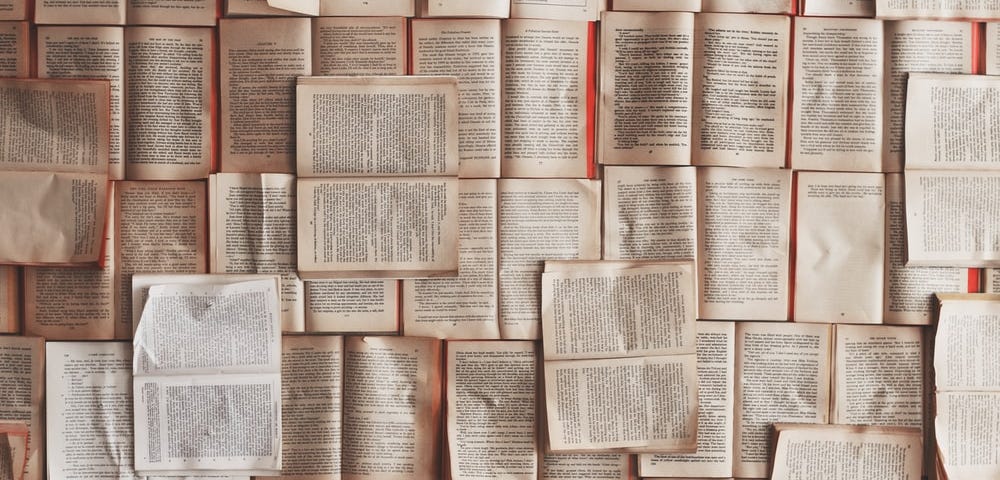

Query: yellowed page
115,181,207,338
539,453,631,480
602,166,697,261
297,177,459,279
883,174,966,324
800,0,873,17
319,0,414,16
771,424,922,480
935,296,1000,390
0,22,27,78
794,171,885,323
124,27,212,180
267,0,318,14
612,0,700,11
279,335,343,480
733,322,831,479
639,320,736,479
501,19,592,178
935,391,1000,479
0,0,26,20
225,0,308,16
403,179,499,339
986,268,1000,292
0,337,42,480
598,11,693,166
210,173,304,332
312,17,406,76
792,17,883,172
412,19,502,178
220,18,310,174
498,179,601,339
447,340,537,480
510,0,602,21
295,76,459,177
342,336,441,480
876,0,1000,19
422,0,509,17
126,0,215,25
989,22,1000,75
702,0,792,12
0,267,16,333
305,280,399,333
906,73,1000,170
698,167,791,321
34,0,124,24
692,13,788,168
0,424,28,480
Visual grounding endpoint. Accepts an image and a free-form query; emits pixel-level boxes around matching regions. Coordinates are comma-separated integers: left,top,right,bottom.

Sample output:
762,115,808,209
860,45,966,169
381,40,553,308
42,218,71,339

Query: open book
34,0,216,25
770,424,922,479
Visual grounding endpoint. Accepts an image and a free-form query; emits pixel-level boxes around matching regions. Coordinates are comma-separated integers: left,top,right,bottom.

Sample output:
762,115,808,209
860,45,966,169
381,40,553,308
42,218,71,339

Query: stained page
0,337,42,480
602,166,697,261
0,22,27,78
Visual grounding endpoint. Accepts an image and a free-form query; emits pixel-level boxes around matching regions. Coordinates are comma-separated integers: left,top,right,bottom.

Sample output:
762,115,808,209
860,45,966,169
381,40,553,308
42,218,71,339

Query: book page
403,179,499,339
510,0,602,21
876,0,1000,19
312,17,406,76
0,0,26,20
0,267,16,333
733,322,832,478
342,336,441,480
832,325,925,427
906,73,1000,170
0,423,28,480
319,0,414,16
539,453,631,480
126,0,215,26
935,391,1000,479
986,268,1000,292
498,179,601,339
612,0,700,11
37,26,125,180
603,166,697,261
295,76,459,177
279,335,343,479
770,424,922,480
935,296,1000,390
446,340,536,480
305,280,399,333
904,170,1000,267
0,22,28,78
266,0,318,15
882,20,972,173
989,22,1000,75
698,167,791,321
225,0,309,16
692,13,788,168
412,19,502,178
34,0,124,25
794,171,885,324
501,19,593,178
210,173,304,332
792,17,883,172
220,18,311,174
598,11,693,166
701,0,792,12
115,181,207,338
124,27,212,180
297,177,459,279
883,174,967,324
421,0,509,17
544,354,698,452
639,320,736,479
0,337,42,480
800,0,873,16
133,280,282,475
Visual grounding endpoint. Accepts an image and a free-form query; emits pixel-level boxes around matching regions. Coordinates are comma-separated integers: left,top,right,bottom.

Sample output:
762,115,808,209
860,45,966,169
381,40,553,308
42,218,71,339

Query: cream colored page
702,0,792,12
510,0,601,21
640,321,736,479
424,0,508,17
0,267,15,334
226,0,307,15
0,22,27,78
267,0,318,14
1,426,27,480
319,0,414,16
296,177,459,279
221,17,311,174
342,336,440,480
904,170,1000,267
403,179,498,340
312,17,406,76
38,26,125,180
539,453,631,480
989,23,1000,75
801,0,873,17
832,325,924,427
906,73,1000,170
882,21,971,173
34,0,124,24
987,268,1000,292
0,0,26,20
935,298,1000,390
770,425,922,480
883,174,966,324
412,19,501,178
698,167,791,321
733,322,832,479
45,342,140,480
612,0,700,11
693,13,788,168
501,19,591,178
794,171,885,323
447,341,536,480
792,17,883,172
935,391,1000,479
115,181,207,339
124,27,212,180
541,263,696,360
0,337,42,480
876,0,1000,19
305,280,398,333
544,354,698,452
498,179,601,339
211,173,304,332
130,273,281,334
279,335,343,480
295,76,459,177
127,0,216,26
603,166,697,261
599,11,693,166
0,172,108,265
